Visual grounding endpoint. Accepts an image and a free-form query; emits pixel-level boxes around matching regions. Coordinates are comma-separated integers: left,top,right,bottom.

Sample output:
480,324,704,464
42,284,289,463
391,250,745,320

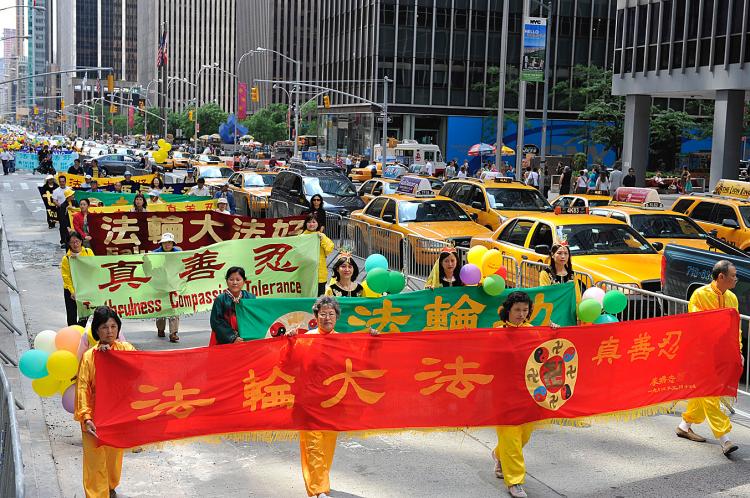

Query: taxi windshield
588,199,611,207
630,214,705,239
304,177,358,197
558,224,657,255
485,188,552,211
244,174,275,187
383,183,398,194
199,167,233,178
399,200,471,222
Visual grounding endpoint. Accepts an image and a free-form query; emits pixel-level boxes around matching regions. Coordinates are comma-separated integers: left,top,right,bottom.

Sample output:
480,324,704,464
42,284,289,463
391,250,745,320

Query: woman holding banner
131,193,148,212
61,232,94,326
209,266,255,345
152,233,182,342
424,247,463,289
70,198,93,247
303,214,334,296
75,306,135,498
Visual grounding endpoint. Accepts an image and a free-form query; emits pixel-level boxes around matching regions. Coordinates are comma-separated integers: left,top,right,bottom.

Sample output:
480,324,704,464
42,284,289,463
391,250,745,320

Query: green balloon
482,274,506,296
387,271,406,294
366,268,390,294
602,290,628,315
578,298,603,323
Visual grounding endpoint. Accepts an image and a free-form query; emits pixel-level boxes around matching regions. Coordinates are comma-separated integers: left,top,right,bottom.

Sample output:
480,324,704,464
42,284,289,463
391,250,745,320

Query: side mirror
651,241,664,251
534,244,550,255
471,201,484,209
723,218,740,229
382,214,395,223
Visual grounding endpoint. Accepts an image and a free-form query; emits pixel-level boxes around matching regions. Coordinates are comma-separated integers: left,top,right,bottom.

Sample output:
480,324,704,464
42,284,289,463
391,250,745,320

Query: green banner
74,190,211,206
236,282,577,339
70,234,320,319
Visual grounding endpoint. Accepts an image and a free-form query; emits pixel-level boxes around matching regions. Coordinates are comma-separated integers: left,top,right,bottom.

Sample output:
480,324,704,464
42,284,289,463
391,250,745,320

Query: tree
299,99,319,136
131,106,166,136
242,103,290,144
649,108,698,170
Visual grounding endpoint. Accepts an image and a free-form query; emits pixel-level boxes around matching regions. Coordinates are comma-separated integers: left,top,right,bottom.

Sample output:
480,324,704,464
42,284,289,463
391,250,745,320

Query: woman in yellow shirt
61,231,94,326
75,306,136,498
302,214,334,296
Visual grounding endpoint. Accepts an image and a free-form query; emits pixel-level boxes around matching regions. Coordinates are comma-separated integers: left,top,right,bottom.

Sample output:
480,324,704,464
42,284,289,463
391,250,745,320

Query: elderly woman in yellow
539,242,581,303
75,306,136,498
61,231,94,327
424,247,463,289
303,214,334,296
287,296,378,498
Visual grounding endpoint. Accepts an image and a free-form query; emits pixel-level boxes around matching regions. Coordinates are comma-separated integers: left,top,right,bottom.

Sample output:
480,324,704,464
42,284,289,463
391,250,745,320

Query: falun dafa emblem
525,338,578,411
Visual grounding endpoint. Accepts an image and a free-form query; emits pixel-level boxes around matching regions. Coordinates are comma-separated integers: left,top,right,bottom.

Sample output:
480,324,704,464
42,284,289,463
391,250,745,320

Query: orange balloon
55,326,82,354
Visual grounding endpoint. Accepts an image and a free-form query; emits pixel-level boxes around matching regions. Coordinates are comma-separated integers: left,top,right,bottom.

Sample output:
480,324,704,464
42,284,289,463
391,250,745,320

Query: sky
0,1,19,34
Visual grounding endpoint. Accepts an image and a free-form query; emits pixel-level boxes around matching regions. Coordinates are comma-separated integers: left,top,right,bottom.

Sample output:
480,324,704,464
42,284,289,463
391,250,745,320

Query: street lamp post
235,50,259,148
256,47,301,158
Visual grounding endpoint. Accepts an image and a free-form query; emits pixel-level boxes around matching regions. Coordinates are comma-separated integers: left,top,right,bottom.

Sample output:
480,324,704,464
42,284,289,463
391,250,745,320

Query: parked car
269,168,365,218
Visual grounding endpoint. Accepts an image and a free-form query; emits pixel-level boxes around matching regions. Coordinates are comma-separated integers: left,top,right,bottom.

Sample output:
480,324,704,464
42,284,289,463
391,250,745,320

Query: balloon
459,264,482,285
162,142,172,152
577,298,603,323
361,280,381,298
153,151,167,164
157,138,166,148
19,349,50,379
46,350,78,381
58,377,75,395
466,246,488,266
86,327,96,346
366,268,390,294
482,274,506,296
594,313,619,324
71,325,86,335
387,271,406,294
61,384,76,414
32,376,60,397
33,330,58,353
55,327,82,354
495,266,508,279
602,290,628,315
581,286,606,304
481,249,502,277
364,254,388,272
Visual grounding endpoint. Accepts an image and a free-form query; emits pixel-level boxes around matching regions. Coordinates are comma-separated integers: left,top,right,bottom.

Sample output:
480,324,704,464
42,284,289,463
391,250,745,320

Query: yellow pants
683,397,732,438
82,430,123,498
494,424,534,487
300,431,338,497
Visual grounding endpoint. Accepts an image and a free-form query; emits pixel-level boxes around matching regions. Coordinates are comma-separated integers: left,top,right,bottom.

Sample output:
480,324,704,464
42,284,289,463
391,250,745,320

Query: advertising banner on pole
238,82,248,120
521,17,547,83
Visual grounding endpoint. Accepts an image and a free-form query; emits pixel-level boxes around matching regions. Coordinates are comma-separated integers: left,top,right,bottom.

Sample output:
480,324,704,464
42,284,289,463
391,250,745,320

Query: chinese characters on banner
69,234,319,318
37,185,59,225
91,309,742,448
86,211,305,255
236,284,578,339
74,190,211,207
74,182,198,195
58,172,156,188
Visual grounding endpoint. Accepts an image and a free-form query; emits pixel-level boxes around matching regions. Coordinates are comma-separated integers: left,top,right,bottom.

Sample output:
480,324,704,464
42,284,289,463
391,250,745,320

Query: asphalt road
2,171,750,497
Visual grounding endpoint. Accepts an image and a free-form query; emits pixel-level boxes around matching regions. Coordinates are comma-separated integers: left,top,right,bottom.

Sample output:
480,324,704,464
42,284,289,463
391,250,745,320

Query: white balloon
33,330,58,353
581,286,606,304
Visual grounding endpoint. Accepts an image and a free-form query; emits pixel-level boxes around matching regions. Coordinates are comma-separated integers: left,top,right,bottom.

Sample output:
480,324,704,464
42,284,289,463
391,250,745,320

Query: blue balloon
364,254,388,272
594,313,619,325
19,349,49,379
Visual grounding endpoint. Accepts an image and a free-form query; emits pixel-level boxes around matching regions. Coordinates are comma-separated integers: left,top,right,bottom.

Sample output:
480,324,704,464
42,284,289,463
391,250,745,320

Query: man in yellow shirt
676,260,741,456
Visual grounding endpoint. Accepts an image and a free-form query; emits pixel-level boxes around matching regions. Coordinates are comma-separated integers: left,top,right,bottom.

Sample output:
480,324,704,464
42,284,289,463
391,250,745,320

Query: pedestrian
120,171,138,192
457,165,468,179
425,159,435,177
131,193,148,212
680,167,692,193
303,214,334,296
209,266,255,345
188,177,210,196
542,167,552,198
575,170,588,194
214,183,236,214
306,194,327,233
425,247,464,289
75,306,135,498
70,198,93,247
559,166,572,195
52,175,73,248
676,260,741,456
622,167,637,187
444,161,456,179
609,163,624,193
152,233,182,343
524,166,539,189
60,232,94,326
68,158,85,176
587,166,599,192
539,243,581,303
325,251,364,297
594,170,611,194
286,295,379,498
7,148,15,173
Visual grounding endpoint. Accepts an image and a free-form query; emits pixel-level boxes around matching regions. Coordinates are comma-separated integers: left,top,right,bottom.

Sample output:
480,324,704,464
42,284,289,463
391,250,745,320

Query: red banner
238,82,247,120
87,212,305,255
128,107,135,128
93,309,741,448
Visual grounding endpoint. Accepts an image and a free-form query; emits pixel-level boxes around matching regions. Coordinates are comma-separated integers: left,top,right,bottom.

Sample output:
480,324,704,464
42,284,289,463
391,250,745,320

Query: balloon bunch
19,326,92,413
364,254,406,294
463,246,508,296
152,139,172,164
577,287,628,324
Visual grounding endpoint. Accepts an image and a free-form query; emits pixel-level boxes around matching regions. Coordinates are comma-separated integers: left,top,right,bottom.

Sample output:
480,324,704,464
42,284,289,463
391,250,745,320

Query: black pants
64,289,86,327
1,160,7,175
318,282,326,296
58,205,69,245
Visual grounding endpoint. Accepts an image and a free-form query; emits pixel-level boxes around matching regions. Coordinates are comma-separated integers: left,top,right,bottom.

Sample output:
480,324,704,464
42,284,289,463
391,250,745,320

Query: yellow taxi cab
226,170,277,216
194,154,225,166
349,177,492,267
589,187,712,252
163,151,193,171
357,176,443,204
671,179,750,252
551,190,612,210
439,176,553,231
195,164,235,188
470,208,663,291
349,161,382,182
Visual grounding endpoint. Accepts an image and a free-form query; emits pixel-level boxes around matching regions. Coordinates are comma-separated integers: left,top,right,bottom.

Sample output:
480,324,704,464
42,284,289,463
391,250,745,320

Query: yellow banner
713,179,750,199
68,199,219,226
57,172,156,188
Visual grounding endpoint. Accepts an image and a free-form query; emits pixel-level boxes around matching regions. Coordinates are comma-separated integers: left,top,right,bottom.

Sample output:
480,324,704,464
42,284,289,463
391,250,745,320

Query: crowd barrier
0,364,23,498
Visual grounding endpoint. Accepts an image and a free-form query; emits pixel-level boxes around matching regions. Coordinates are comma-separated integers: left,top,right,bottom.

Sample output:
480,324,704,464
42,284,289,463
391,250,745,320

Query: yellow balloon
71,325,86,335
481,249,503,277
157,138,166,148
153,151,167,164
86,327,96,345
466,245,488,267
32,376,61,397
46,350,78,381
162,142,172,152
58,377,74,395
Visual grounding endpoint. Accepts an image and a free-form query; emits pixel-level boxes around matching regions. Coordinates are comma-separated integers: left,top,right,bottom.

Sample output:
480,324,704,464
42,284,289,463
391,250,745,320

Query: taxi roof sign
612,187,662,207
713,179,750,200
396,175,434,197
383,165,407,179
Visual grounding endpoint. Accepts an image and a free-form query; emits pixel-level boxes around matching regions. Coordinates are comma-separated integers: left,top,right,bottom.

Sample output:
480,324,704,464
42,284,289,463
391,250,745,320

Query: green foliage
649,107,699,169
299,99,319,136
241,103,290,144
573,152,588,170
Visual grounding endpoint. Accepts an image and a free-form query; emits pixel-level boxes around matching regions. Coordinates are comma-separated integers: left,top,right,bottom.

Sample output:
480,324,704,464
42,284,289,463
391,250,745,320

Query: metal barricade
519,260,547,288
402,235,452,281
268,198,290,218
323,212,344,246
246,193,269,218
0,365,24,498
341,218,404,271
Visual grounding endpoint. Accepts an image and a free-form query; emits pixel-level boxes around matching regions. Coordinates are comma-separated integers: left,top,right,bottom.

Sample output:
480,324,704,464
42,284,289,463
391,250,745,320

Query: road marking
20,182,28,190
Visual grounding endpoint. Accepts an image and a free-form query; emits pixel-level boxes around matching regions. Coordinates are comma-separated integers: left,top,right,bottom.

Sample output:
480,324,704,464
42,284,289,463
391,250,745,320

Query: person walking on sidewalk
152,233,182,342
676,260,741,456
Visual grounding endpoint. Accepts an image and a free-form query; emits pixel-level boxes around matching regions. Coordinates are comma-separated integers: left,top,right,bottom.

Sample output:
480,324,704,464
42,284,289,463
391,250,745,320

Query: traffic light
60,99,65,110
33,106,39,115
323,95,331,109
188,110,194,122
251,87,259,103
131,93,140,108
107,74,115,93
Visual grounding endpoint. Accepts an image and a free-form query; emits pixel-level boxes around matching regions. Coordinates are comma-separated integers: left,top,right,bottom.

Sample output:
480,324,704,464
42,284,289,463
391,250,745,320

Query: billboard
521,17,547,83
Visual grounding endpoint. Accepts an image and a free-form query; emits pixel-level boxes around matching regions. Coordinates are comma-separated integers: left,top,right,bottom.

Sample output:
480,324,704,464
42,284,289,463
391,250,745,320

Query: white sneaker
508,484,527,498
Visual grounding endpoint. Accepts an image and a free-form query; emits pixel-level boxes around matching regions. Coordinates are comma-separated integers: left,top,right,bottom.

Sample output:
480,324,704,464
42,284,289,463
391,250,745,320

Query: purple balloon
61,384,76,414
459,264,482,285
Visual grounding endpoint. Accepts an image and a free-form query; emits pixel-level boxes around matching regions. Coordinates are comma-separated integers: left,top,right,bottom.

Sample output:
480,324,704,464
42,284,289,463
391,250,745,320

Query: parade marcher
81,174,93,189
539,243,581,304
112,181,123,193
52,175,73,248
89,180,101,193
287,296,379,498
68,158,85,176
306,194,327,233
209,266,255,345
71,198,93,246
148,190,164,204
188,177,210,196
676,260,741,456
150,176,165,191
609,163,624,193
152,233,182,342
575,170,588,194
623,167,637,188
215,197,231,215
120,171,138,193
303,214,334,296
41,175,58,229
425,247,463,289
131,193,148,212
61,232,94,327
325,251,364,297
214,183,236,214
75,306,135,498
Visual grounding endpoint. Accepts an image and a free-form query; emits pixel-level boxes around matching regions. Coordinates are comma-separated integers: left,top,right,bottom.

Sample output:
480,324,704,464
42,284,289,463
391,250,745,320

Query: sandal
169,333,179,343
492,450,503,479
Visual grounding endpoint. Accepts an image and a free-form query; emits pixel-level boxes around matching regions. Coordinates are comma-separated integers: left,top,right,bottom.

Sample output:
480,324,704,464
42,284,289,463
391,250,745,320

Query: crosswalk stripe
20,182,29,190
2,183,10,191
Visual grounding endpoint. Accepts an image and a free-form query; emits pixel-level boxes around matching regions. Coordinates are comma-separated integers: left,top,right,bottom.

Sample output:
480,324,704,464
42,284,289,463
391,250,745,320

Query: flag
157,29,168,68
128,107,135,128
238,82,247,120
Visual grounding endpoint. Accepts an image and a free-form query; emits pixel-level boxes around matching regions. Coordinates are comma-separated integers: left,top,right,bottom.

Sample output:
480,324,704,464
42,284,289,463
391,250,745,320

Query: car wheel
99,167,108,177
